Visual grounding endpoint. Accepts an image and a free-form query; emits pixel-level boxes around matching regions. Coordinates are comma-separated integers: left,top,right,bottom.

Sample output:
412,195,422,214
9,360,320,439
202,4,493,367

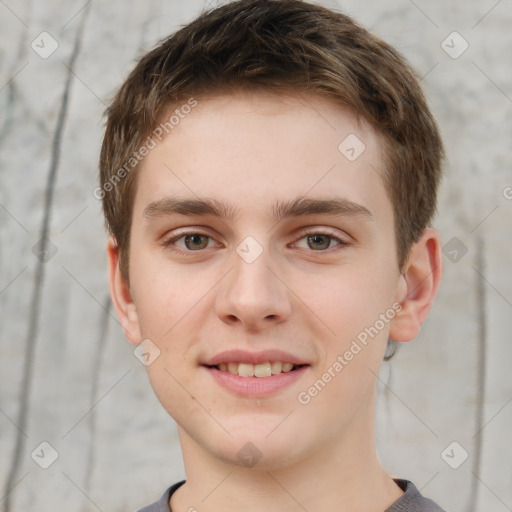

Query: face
114,92,409,469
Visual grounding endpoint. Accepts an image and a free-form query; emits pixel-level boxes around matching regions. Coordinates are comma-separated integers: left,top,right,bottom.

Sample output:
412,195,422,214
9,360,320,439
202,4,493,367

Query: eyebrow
143,196,373,222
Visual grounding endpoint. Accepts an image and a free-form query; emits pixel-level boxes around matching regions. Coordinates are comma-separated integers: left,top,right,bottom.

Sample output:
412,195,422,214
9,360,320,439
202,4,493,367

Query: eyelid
161,228,222,253
291,227,350,250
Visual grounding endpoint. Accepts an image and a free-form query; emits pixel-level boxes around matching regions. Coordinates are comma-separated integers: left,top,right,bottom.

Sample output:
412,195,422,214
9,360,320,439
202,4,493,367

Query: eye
294,231,347,251
163,231,217,252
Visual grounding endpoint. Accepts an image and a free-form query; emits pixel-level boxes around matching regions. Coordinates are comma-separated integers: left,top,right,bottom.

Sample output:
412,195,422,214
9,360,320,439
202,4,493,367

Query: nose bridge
215,239,291,328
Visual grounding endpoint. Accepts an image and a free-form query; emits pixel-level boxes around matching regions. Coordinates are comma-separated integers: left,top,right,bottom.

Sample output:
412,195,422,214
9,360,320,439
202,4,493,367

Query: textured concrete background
0,1,511,511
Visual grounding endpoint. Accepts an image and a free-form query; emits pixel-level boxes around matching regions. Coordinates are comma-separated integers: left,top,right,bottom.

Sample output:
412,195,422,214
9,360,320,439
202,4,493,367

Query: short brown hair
99,0,444,281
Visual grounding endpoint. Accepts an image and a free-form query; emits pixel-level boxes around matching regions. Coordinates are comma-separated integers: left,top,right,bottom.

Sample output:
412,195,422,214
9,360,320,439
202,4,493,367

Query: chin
211,439,305,471
197,417,316,471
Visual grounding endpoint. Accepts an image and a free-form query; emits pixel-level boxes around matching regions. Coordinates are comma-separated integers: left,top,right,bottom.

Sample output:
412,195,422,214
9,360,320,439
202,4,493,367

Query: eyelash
161,229,349,254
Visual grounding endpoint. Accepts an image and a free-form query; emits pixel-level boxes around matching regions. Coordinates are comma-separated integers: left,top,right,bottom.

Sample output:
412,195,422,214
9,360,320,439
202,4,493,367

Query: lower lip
204,366,309,397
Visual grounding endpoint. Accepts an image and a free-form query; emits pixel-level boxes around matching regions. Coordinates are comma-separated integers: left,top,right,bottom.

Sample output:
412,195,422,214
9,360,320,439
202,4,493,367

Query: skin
107,91,442,512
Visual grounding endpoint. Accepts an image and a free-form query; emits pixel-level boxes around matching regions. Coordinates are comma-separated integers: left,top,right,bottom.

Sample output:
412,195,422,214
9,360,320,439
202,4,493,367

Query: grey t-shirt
136,479,446,511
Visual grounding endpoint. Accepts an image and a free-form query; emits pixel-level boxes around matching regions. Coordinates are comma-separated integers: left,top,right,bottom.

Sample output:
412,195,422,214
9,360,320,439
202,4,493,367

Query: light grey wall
0,1,511,511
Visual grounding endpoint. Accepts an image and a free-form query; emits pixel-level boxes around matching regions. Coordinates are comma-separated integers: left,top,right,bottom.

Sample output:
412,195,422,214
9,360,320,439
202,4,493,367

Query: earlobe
389,228,443,343
106,236,142,345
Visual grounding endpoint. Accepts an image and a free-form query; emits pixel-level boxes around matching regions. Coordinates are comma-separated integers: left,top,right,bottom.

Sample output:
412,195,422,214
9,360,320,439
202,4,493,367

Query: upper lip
203,349,310,366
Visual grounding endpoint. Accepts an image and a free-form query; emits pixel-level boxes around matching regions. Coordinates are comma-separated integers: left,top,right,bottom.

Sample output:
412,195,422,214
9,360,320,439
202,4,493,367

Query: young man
99,1,445,510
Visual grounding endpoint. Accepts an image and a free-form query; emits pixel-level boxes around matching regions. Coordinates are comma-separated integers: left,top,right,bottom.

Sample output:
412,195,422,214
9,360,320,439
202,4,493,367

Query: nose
214,247,292,332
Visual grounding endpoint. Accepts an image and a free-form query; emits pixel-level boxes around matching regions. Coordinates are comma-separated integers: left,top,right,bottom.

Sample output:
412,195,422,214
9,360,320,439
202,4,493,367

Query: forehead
134,91,392,227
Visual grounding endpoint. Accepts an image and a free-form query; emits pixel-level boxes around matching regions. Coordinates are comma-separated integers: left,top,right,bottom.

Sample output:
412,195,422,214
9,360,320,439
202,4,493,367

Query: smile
202,349,310,396
212,361,301,377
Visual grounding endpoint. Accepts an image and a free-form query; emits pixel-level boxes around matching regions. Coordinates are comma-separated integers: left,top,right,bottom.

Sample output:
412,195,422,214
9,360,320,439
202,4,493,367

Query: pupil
186,234,207,250
308,234,329,250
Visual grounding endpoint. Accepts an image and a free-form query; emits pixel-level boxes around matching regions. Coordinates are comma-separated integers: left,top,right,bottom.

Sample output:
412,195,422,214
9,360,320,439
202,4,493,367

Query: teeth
216,361,298,377
238,363,254,377
271,361,282,374
254,362,272,378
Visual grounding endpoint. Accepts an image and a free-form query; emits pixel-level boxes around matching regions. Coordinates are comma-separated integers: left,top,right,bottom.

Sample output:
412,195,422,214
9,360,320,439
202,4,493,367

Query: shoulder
387,479,447,512
135,481,185,512
136,479,445,512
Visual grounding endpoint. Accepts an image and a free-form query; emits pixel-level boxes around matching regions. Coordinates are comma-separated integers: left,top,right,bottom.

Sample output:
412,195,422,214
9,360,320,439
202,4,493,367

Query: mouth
207,361,305,378
202,349,310,397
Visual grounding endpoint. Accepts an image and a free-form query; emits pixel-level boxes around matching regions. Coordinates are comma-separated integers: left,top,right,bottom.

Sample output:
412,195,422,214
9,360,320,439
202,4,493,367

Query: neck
170,409,403,512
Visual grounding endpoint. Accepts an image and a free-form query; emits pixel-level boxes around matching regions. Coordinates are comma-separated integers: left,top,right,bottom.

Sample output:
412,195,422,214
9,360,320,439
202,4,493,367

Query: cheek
131,258,200,338
145,359,203,432
303,267,394,340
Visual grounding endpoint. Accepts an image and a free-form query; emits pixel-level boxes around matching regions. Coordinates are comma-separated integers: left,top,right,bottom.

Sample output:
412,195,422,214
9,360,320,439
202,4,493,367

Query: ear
106,236,142,345
389,228,443,342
